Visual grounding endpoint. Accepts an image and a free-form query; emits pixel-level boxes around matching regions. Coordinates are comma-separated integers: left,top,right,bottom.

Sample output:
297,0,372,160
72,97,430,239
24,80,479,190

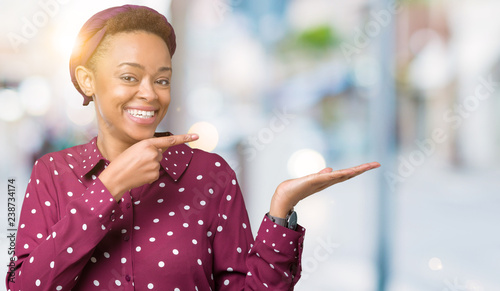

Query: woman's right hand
99,134,199,201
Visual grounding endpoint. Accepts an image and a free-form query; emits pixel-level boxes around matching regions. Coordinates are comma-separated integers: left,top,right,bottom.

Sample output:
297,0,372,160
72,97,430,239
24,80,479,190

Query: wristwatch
266,210,297,230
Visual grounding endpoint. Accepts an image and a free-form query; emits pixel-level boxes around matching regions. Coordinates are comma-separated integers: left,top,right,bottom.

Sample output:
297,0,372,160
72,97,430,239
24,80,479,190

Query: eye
156,79,170,86
121,76,138,82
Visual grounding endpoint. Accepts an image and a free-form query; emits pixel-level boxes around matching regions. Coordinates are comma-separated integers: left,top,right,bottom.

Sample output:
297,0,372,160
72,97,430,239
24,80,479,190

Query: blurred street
1,0,499,290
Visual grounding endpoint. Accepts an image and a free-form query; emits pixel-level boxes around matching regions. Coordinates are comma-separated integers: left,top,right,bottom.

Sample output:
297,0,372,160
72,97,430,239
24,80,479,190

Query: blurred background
1,0,499,290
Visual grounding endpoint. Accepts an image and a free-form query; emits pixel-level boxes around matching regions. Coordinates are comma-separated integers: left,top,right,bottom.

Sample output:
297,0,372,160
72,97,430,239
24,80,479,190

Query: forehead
98,31,172,67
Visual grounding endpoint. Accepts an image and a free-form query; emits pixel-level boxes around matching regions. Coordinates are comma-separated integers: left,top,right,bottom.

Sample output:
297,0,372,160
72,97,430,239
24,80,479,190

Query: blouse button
110,214,115,221
125,275,131,281
123,235,130,241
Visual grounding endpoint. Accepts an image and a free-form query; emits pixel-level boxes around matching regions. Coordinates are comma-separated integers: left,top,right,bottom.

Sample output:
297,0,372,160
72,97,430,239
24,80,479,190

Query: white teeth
127,109,155,119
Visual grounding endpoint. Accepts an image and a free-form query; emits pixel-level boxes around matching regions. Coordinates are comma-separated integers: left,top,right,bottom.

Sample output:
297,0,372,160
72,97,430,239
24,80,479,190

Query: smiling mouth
127,109,156,119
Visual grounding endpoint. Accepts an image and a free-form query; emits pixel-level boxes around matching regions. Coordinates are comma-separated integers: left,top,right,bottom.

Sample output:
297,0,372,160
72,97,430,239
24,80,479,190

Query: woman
5,5,379,290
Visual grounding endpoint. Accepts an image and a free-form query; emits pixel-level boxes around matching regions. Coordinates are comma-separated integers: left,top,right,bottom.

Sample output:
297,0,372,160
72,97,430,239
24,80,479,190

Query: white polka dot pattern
7,137,306,291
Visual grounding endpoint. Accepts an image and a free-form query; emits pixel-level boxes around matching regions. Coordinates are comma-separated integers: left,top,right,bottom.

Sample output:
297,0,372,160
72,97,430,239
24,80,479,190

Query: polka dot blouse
6,136,305,290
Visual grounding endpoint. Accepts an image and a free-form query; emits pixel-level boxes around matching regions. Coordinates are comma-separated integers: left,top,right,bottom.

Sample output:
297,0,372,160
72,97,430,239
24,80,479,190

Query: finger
348,162,375,171
148,134,199,151
344,162,381,175
322,162,377,180
357,161,381,170
156,148,163,162
341,162,381,180
305,162,381,195
318,167,333,174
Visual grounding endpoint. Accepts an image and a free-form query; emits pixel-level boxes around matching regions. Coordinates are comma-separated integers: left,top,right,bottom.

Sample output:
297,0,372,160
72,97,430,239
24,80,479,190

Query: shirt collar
76,133,193,182
74,136,104,179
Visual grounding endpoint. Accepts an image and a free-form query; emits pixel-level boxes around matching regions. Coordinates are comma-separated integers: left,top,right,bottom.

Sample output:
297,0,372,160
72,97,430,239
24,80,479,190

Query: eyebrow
117,62,172,72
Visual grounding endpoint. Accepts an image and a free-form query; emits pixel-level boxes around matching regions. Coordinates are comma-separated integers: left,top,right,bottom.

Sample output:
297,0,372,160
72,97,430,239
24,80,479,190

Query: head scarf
69,5,176,106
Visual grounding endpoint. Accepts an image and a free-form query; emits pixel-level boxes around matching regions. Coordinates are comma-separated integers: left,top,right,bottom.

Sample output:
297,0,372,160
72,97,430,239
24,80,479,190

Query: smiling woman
5,4,379,291
74,31,173,158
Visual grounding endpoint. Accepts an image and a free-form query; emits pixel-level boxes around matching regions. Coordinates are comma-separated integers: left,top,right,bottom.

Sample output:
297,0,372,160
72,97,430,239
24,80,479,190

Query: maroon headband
69,5,176,106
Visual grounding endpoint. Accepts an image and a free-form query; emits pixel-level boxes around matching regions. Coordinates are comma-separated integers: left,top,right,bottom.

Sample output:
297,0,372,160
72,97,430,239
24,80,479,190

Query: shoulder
192,147,233,172
168,143,236,180
167,143,231,168
33,137,95,171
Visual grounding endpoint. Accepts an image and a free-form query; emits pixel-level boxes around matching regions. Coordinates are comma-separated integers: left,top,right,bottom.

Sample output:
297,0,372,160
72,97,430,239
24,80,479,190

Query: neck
96,132,134,162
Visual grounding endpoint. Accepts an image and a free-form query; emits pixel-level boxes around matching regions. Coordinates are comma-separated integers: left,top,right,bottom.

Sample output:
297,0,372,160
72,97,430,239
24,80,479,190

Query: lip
125,107,158,125
124,105,158,111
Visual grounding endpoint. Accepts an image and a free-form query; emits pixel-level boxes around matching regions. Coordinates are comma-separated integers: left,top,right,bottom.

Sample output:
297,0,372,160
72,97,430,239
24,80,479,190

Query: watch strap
287,210,298,231
266,210,298,230
266,212,288,227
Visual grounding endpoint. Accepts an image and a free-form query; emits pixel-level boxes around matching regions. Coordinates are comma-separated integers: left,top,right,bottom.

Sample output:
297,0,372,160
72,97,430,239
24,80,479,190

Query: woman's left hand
269,162,381,218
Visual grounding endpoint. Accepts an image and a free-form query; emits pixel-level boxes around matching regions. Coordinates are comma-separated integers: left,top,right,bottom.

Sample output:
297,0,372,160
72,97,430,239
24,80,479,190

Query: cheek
93,89,126,121
100,84,130,100
156,93,171,119
159,90,171,107
95,84,133,111
94,73,127,97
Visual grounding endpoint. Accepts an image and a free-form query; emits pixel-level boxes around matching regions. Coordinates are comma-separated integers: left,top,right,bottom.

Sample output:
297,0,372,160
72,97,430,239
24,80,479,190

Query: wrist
266,210,298,230
269,196,294,219
99,169,125,202
268,208,289,219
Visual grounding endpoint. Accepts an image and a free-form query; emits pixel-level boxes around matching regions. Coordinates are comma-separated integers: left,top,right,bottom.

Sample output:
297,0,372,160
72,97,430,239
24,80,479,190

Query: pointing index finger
148,134,199,151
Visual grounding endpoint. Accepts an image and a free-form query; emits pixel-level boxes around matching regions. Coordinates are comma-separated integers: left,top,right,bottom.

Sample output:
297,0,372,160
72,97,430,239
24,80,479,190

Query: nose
136,78,157,101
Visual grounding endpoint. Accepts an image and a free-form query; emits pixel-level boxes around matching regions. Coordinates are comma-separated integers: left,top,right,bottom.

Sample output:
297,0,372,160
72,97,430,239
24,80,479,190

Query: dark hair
87,7,175,70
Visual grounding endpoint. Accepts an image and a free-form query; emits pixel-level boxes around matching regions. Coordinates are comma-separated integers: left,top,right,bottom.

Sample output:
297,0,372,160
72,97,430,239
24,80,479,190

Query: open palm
270,162,381,218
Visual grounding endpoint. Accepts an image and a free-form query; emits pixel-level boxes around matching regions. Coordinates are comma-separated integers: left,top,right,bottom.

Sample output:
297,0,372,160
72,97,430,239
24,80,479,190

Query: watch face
288,211,298,230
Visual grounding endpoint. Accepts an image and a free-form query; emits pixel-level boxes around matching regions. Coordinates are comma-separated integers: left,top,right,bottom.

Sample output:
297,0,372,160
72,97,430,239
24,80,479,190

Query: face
88,31,172,145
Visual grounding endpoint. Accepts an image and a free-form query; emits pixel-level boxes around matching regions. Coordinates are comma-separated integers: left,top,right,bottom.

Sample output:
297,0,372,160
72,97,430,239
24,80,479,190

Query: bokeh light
428,257,443,271
188,121,219,152
51,24,80,60
18,76,52,116
0,89,24,122
217,37,265,95
287,148,326,178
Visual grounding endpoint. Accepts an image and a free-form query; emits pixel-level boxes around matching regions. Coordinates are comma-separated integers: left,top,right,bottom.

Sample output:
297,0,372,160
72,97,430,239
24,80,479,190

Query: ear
74,65,95,97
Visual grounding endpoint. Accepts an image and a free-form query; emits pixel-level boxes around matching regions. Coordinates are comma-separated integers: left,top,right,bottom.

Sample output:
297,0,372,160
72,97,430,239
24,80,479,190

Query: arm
5,134,198,290
212,170,304,290
269,162,381,218
5,158,122,291
212,162,380,290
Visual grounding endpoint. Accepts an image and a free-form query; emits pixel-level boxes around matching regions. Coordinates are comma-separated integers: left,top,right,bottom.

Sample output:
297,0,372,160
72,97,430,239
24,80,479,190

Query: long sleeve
5,156,122,291
212,169,305,290
5,138,307,290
